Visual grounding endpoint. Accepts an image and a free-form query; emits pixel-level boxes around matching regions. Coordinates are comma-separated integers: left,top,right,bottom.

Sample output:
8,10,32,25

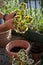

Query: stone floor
0,47,41,65
0,48,11,65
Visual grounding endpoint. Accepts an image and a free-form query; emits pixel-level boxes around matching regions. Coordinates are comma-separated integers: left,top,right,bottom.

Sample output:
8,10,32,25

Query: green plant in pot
12,49,34,65
13,2,32,34
1,0,32,35
23,9,43,43
1,0,20,14
30,16,43,34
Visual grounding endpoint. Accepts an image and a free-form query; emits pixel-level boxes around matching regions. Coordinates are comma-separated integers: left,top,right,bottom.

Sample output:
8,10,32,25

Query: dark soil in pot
6,40,31,58
10,47,26,53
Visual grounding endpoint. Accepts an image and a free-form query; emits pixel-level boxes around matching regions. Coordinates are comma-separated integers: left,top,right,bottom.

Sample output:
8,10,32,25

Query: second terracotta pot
0,30,11,47
6,40,31,58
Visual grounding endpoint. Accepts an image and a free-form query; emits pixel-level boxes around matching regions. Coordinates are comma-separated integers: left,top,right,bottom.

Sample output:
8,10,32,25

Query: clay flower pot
32,53,40,62
6,40,31,58
31,44,41,62
0,29,11,47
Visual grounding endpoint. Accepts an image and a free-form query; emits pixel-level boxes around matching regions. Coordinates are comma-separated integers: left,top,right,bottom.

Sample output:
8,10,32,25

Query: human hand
0,12,4,19
4,18,14,29
4,12,16,21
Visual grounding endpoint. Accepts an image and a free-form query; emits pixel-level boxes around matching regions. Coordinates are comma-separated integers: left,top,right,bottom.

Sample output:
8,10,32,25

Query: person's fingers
4,12,16,20
11,18,15,25
10,18,15,29
0,12,4,18
5,18,15,29
7,18,13,23
10,18,14,22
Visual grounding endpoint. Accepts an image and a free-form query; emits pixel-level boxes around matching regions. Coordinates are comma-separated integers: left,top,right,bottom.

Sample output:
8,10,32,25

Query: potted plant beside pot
23,9,43,43
1,0,33,37
12,49,34,65
12,2,32,37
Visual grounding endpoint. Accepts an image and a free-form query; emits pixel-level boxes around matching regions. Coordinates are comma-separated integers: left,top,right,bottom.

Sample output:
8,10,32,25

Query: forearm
0,24,9,32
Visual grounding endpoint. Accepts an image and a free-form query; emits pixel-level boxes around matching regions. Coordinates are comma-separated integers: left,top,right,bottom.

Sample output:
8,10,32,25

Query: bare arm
0,19,14,32
0,23,7,32
0,12,16,32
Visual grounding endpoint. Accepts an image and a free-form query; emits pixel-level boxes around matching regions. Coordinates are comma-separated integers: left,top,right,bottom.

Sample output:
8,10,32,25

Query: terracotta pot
31,42,42,62
0,30,11,47
6,40,31,58
32,53,40,62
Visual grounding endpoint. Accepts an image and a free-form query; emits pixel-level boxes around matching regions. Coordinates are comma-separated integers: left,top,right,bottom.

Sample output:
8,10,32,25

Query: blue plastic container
0,19,4,24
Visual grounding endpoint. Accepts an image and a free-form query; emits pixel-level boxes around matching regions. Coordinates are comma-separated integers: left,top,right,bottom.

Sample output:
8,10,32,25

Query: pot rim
6,40,31,57
0,29,10,34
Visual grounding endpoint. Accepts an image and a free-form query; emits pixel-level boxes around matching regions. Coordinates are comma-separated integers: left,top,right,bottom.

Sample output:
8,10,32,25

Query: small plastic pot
0,19,4,24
